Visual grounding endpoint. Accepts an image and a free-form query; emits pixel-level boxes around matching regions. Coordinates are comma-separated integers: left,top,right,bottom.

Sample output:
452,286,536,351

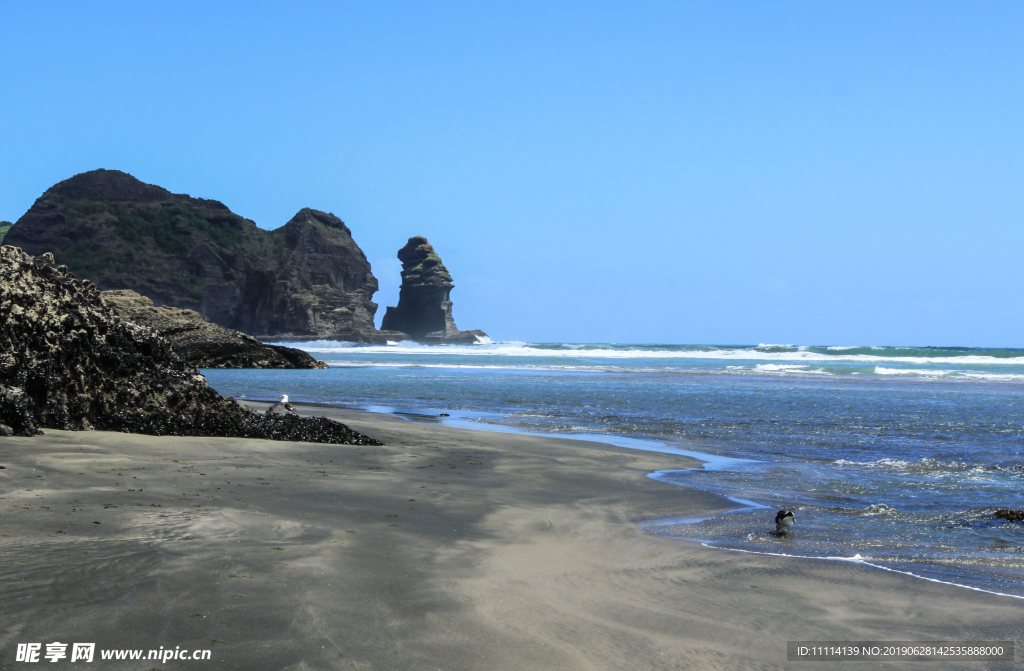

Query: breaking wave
274,340,1024,364
269,340,1024,383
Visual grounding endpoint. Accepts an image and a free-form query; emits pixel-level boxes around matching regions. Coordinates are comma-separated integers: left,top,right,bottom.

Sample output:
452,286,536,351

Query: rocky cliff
6,170,383,341
381,236,487,344
101,289,328,369
0,246,379,444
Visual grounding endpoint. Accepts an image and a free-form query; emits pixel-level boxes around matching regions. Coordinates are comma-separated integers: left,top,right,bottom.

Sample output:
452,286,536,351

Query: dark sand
0,404,1019,669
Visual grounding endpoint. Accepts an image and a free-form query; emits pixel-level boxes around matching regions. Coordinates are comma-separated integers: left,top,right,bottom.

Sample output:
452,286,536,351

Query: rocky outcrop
241,208,397,342
6,170,383,341
381,236,487,344
0,246,380,444
101,290,328,369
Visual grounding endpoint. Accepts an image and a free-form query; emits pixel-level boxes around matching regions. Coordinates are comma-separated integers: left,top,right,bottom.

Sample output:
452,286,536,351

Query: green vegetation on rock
0,222,11,243
26,193,289,303
53,196,250,257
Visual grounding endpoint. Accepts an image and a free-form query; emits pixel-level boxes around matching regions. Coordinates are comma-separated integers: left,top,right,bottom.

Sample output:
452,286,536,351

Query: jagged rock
381,236,488,344
0,246,380,444
244,207,391,341
100,289,327,369
6,170,387,341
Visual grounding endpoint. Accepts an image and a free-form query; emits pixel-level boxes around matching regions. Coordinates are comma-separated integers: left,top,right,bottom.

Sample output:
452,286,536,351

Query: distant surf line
305,360,1024,383
276,340,1024,366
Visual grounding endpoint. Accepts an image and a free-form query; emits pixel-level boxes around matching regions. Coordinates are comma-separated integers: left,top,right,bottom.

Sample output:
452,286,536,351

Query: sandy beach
0,404,1019,670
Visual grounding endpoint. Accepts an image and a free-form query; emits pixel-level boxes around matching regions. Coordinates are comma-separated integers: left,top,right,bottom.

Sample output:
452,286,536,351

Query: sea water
203,342,1024,596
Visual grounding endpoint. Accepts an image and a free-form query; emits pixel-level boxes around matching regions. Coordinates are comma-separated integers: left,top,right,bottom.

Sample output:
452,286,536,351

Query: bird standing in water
775,510,795,534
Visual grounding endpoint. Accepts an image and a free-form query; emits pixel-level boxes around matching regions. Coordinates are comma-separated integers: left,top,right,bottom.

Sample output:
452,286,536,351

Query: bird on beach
775,510,795,534
266,394,298,416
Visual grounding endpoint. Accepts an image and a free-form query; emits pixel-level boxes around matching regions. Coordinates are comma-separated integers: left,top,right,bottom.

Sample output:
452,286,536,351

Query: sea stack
381,236,488,344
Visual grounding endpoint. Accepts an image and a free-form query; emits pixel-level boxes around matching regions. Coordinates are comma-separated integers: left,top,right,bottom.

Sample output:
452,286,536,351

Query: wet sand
0,404,1019,670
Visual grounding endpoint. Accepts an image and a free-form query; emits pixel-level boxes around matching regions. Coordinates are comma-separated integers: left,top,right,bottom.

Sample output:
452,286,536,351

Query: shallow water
204,341,1024,596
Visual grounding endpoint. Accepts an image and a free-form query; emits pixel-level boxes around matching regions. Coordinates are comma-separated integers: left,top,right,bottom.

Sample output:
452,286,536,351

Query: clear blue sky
2,2,1022,345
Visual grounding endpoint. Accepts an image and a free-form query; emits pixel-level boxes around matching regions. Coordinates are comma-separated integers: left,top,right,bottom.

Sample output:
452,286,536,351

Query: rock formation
0,245,380,445
381,236,487,344
100,290,328,369
6,170,386,341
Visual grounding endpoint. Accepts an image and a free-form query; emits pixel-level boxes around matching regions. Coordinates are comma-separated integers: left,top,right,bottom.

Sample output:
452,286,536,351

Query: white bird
775,510,795,534
266,394,297,416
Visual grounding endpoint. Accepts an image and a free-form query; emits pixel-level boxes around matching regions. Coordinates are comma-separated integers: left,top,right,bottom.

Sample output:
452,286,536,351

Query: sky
2,2,1022,346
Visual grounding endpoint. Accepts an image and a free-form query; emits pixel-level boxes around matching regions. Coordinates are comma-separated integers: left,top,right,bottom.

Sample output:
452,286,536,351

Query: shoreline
263,400,1024,601
1,406,1020,669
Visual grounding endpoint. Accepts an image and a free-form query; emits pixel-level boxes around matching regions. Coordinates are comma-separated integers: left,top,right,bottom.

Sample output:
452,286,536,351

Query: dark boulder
101,289,327,369
0,246,380,444
380,236,488,344
994,509,1024,523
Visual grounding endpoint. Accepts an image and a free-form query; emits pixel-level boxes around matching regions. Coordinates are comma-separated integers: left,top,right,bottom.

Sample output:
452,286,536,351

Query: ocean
202,342,1024,598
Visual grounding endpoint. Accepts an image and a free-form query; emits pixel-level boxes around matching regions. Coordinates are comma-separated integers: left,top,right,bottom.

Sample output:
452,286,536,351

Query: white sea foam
312,358,1024,385
752,363,834,375
646,516,1023,599
875,367,949,377
268,340,1024,367
753,364,810,372
327,361,664,374
321,359,1024,384
831,457,998,477
862,503,896,516
874,367,1024,382
834,457,912,468
955,371,1024,382
694,544,1024,600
